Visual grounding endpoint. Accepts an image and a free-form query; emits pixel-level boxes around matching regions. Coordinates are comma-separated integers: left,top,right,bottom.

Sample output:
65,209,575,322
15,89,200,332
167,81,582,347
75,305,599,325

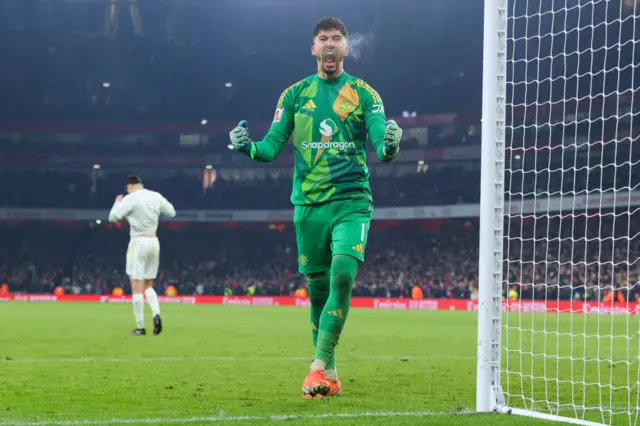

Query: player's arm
108,195,133,222
361,84,402,162
230,86,295,163
158,193,176,218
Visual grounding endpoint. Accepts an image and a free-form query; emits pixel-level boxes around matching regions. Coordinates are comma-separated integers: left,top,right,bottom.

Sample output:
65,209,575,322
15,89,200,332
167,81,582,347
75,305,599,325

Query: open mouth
324,51,336,65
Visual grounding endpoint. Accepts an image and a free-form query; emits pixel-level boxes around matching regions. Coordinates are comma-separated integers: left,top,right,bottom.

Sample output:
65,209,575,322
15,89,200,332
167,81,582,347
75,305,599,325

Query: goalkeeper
229,17,403,398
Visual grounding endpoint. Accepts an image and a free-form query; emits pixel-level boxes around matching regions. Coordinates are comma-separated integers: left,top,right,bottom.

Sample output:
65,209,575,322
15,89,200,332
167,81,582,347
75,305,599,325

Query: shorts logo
273,108,284,123
299,255,308,266
352,244,364,255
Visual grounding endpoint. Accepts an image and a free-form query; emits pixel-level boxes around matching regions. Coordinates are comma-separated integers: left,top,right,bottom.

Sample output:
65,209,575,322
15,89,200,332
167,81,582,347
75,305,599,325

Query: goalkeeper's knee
306,272,330,306
330,255,359,299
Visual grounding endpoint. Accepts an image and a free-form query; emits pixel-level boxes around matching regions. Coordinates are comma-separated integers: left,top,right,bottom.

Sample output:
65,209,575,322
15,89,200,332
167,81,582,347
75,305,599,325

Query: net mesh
503,0,640,424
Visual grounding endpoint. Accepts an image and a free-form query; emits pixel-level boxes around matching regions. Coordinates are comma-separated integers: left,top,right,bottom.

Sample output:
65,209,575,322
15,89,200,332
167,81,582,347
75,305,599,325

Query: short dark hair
125,175,142,185
313,17,348,39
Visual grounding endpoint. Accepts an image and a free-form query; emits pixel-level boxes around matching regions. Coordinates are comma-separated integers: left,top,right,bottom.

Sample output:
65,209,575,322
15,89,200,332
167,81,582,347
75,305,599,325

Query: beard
322,64,339,75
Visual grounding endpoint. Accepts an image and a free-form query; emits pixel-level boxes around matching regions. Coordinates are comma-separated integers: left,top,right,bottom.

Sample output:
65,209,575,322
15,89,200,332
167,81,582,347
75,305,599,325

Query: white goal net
479,0,640,425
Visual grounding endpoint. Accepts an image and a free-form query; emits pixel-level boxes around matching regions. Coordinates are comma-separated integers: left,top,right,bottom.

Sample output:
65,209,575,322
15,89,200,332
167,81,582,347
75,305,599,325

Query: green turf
0,303,635,425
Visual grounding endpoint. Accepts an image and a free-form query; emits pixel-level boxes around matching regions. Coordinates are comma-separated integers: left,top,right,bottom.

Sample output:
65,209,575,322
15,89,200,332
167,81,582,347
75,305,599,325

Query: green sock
314,255,359,364
307,274,335,370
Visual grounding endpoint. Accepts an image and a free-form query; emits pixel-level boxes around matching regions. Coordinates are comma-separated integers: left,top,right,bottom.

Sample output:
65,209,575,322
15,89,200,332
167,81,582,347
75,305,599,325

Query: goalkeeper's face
312,29,349,76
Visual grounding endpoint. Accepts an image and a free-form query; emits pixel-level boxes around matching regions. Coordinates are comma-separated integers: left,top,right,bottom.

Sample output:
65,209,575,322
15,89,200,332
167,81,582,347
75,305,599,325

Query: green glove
229,120,256,158
383,119,403,157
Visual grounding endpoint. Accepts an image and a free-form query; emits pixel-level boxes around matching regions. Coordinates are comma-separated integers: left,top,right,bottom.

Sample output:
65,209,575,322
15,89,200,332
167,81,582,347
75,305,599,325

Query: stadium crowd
0,221,478,299
505,213,640,303
1,214,638,302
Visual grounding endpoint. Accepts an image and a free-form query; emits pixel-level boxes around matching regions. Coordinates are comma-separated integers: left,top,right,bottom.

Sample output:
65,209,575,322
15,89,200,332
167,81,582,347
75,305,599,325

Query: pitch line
0,410,475,426
0,354,477,364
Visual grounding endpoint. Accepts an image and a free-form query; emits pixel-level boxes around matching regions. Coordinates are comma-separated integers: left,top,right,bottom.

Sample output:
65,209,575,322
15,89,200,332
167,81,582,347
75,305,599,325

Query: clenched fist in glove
229,120,256,158
382,119,403,158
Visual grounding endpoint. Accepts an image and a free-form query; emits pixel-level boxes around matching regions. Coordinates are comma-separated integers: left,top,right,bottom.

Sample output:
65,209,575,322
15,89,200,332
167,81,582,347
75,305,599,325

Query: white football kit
108,189,176,280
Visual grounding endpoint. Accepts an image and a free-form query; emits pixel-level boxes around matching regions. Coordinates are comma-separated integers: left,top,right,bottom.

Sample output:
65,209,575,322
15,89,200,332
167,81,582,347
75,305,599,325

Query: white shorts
126,237,160,280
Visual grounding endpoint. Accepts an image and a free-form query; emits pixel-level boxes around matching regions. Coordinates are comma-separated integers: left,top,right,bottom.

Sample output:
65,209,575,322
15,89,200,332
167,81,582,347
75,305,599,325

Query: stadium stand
1,214,637,301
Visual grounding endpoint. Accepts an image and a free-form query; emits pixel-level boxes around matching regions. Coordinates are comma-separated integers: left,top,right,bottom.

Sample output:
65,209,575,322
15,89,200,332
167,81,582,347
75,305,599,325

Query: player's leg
305,199,371,396
294,204,338,397
126,238,147,335
144,279,162,335
305,272,335,368
130,279,146,335
143,238,162,335
313,255,359,365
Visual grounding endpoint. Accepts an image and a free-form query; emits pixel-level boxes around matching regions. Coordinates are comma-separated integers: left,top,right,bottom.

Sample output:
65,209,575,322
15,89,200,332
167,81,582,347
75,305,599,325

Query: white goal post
477,1,640,425
476,0,507,416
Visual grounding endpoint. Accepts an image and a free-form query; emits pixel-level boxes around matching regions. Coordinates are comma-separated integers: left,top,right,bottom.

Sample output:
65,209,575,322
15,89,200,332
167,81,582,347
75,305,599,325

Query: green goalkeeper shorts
293,198,373,274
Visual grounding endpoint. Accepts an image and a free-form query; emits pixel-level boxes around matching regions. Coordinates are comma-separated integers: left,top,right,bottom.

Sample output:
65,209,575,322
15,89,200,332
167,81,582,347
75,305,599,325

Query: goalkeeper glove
229,120,256,158
383,119,403,158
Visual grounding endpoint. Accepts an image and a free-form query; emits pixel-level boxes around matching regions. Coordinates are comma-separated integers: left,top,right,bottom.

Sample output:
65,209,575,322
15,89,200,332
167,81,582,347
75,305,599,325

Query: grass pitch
1,302,634,425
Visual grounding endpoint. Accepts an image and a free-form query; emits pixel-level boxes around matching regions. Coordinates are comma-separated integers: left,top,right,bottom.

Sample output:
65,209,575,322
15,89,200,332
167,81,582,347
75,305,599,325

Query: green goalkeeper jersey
250,72,395,206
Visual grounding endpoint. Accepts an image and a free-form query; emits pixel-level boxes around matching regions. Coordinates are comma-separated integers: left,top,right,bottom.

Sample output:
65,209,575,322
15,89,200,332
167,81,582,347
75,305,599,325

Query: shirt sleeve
251,84,297,163
361,82,397,162
108,196,133,222
158,193,176,218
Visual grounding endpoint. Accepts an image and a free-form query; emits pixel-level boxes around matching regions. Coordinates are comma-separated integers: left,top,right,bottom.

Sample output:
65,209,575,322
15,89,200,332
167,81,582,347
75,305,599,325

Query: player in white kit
108,175,176,336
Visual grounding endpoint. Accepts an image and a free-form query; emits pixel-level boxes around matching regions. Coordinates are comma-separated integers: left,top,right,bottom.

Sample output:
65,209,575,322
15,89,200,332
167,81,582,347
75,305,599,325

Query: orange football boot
301,369,332,398
327,376,342,396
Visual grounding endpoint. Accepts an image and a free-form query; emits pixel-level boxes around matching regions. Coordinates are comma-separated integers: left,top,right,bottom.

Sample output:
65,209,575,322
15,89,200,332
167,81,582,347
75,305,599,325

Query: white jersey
108,188,176,237
109,188,175,280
